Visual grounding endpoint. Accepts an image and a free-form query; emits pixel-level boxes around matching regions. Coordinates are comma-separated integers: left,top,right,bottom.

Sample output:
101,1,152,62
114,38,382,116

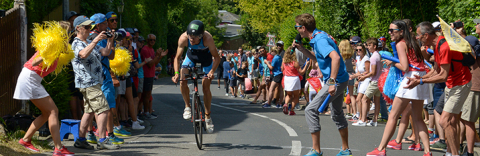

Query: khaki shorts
364,81,381,98
79,84,110,114
444,82,471,114
461,91,480,122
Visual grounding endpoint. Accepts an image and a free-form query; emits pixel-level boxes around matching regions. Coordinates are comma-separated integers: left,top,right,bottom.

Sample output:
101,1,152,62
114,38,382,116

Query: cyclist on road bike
172,20,220,133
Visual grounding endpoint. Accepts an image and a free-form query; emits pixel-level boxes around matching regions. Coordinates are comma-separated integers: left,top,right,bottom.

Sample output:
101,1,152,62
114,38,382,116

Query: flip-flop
402,137,414,144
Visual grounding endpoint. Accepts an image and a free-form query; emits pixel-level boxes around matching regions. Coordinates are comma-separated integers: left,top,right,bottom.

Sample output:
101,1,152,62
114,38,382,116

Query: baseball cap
105,11,117,19
379,36,386,42
276,41,284,46
125,28,134,34
432,21,441,30
73,15,94,28
138,36,145,42
351,36,361,43
474,18,480,24
90,13,106,25
66,11,79,20
133,28,140,33
465,35,479,47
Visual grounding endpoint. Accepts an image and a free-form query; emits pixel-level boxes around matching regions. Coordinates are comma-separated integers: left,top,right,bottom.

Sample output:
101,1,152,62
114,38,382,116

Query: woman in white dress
350,43,371,125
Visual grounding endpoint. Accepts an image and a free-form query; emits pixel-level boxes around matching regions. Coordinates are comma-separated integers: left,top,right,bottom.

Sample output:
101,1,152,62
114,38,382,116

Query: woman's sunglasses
388,29,400,33
109,19,117,23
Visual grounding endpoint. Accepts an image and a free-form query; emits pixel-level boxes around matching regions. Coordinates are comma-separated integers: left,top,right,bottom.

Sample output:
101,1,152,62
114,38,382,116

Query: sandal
402,137,414,144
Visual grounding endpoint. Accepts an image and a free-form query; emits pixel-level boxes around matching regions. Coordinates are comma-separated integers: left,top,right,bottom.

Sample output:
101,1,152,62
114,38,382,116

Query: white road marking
289,140,302,156
269,118,298,137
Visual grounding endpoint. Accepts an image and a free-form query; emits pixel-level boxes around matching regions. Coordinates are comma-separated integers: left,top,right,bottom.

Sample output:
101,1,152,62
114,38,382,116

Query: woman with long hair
281,46,310,115
16,21,75,156
339,40,357,119
367,20,431,156
350,43,371,126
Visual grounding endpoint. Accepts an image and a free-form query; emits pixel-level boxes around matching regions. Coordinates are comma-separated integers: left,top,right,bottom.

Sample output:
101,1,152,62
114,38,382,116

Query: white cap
276,41,284,45
432,21,440,29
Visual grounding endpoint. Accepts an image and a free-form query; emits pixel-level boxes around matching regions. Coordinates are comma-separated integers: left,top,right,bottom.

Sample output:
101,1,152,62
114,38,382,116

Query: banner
437,15,471,53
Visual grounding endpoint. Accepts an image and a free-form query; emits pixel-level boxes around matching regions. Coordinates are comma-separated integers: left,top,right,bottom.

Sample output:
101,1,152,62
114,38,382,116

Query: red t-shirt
24,52,57,78
434,36,472,88
141,46,155,78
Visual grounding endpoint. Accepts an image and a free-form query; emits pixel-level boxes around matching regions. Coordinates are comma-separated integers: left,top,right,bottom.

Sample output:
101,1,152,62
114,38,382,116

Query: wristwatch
327,78,336,86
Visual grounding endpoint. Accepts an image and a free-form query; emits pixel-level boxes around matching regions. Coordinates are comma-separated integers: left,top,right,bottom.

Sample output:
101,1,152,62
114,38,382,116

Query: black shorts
273,74,283,83
300,73,306,89
131,78,138,98
143,77,154,92
434,92,446,115
229,78,237,87
217,68,223,80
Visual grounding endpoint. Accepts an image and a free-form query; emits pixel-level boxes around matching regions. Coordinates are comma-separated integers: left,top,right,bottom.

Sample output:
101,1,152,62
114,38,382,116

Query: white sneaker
183,107,192,120
137,119,144,124
345,114,353,119
352,120,366,126
225,93,229,96
366,121,377,127
205,118,214,133
132,121,145,130
370,104,375,111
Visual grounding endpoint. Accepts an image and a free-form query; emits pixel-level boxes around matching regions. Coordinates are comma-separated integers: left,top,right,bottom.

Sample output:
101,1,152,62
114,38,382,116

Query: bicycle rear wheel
192,93,203,150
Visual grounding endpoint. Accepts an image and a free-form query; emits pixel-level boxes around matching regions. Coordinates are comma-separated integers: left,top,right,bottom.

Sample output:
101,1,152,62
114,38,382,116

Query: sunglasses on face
294,25,302,29
109,19,117,23
83,25,92,30
388,29,400,33
350,42,358,45
356,49,362,51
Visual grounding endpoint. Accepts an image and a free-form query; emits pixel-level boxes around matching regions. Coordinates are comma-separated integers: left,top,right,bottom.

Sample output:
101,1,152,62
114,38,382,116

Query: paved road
35,77,448,156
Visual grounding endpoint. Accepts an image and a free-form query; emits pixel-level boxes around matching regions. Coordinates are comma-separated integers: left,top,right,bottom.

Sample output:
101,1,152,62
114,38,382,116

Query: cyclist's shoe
18,138,40,152
304,148,322,156
53,146,74,156
97,138,120,150
74,139,94,150
114,126,131,137
109,135,124,145
183,107,192,120
87,133,97,144
205,118,214,133
336,148,352,156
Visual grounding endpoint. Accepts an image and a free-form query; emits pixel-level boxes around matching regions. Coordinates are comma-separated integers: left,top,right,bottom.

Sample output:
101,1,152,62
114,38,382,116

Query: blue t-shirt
309,29,348,83
228,68,236,80
222,61,231,78
271,55,282,76
135,49,144,78
247,56,255,72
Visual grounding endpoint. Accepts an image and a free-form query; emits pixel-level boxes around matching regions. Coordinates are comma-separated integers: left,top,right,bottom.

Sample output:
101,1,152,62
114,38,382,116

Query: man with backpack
407,21,473,156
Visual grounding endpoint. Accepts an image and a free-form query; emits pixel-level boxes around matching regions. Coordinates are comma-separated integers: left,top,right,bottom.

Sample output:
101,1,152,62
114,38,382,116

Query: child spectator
282,46,310,115
237,62,249,98
228,62,237,98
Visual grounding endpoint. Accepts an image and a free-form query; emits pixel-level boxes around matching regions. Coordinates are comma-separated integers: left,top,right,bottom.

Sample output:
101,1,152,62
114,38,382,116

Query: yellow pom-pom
31,21,72,72
110,47,132,76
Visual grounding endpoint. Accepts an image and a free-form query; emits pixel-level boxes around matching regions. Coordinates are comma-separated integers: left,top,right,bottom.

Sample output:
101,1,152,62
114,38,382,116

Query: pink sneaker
387,139,402,150
366,148,386,156
408,143,423,151
423,152,432,156
18,138,40,152
288,110,296,116
53,146,75,156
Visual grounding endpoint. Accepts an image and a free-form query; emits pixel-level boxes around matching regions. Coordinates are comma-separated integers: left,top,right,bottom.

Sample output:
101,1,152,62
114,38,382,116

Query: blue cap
466,35,479,48
105,11,117,19
351,36,361,43
73,15,94,28
90,13,106,25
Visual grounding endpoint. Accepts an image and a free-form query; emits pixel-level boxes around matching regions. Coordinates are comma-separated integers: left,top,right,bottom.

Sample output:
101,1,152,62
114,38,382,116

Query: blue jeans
379,97,388,119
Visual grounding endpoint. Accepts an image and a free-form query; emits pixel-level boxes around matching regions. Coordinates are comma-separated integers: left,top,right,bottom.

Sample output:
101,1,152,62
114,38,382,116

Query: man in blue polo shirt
292,13,351,156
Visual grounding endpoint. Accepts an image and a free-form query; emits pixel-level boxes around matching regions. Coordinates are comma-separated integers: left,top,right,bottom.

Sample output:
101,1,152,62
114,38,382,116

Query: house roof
218,10,240,23
216,24,242,38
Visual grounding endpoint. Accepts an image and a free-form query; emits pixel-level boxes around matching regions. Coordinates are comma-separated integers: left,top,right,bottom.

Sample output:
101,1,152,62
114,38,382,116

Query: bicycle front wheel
192,93,203,150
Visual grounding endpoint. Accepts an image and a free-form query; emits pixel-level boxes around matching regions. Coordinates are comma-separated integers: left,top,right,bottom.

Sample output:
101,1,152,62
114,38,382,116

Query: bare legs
24,97,62,150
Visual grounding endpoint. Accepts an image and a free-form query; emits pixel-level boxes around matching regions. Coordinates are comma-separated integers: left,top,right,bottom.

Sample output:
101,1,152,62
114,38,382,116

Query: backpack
436,39,476,71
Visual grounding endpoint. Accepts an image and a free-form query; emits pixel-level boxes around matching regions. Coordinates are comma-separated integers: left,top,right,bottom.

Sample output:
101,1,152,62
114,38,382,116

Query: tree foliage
235,0,305,33
239,14,267,49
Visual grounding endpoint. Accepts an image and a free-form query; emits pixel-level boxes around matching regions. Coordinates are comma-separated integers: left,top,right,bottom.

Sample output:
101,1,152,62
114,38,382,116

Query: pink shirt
24,52,57,78
283,62,302,80
141,46,155,78
369,51,382,81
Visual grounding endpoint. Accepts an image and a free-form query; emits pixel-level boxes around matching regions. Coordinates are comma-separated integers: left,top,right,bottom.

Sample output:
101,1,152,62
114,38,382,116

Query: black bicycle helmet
187,20,205,36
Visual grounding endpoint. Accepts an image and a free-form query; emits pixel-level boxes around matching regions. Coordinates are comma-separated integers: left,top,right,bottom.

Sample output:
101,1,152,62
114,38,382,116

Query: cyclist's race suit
181,38,213,74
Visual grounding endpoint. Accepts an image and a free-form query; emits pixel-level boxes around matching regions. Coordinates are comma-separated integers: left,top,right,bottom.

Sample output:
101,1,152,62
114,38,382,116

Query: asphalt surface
34,77,453,156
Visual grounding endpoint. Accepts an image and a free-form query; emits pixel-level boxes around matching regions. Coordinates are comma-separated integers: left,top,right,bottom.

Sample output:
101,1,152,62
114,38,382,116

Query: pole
120,14,122,28
63,0,69,20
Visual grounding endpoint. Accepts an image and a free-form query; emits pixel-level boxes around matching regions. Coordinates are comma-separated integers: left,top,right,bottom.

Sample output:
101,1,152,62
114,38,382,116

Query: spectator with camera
71,15,119,150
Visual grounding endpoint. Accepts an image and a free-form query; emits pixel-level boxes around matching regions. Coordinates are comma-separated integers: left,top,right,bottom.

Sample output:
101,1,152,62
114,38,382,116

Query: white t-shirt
356,55,370,74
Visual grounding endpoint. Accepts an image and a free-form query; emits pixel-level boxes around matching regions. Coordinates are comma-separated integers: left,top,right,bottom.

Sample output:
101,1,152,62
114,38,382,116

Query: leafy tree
239,14,267,49
438,0,480,38
235,0,305,33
